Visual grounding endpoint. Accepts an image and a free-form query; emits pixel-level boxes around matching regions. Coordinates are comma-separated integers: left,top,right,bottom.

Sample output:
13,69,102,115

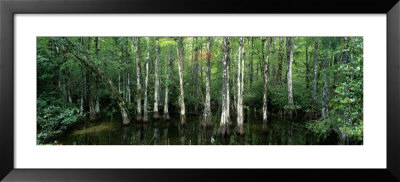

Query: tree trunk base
153,112,160,120
217,124,231,137
136,115,142,122
201,114,213,129
262,122,269,134
236,124,244,136
200,120,213,129
121,108,130,125
142,115,148,123
89,112,96,121
180,114,186,125
163,113,170,120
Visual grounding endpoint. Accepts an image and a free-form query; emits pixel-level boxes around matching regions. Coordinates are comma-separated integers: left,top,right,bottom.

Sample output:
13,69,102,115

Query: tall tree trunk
285,38,290,83
305,45,310,89
202,37,212,128
287,37,294,114
143,37,150,122
343,37,350,64
343,37,351,123
237,37,245,135
218,37,231,137
153,38,161,119
176,37,186,124
94,37,100,114
263,38,271,124
276,37,283,86
312,40,319,104
125,39,131,104
193,37,199,113
321,54,330,118
67,41,130,125
163,48,172,120
88,72,96,121
226,41,231,121
86,38,96,121
249,37,254,88
80,85,84,116
135,37,142,121
66,70,72,103
79,38,85,116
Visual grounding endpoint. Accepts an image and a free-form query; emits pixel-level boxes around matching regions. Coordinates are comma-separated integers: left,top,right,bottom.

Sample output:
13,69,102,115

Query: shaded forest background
37,37,363,144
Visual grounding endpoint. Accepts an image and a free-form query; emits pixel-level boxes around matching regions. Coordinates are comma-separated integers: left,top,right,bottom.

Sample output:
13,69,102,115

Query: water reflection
58,114,321,145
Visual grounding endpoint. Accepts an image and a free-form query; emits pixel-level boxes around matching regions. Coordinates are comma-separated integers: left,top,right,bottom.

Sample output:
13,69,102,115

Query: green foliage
330,57,363,143
37,98,81,144
306,119,332,141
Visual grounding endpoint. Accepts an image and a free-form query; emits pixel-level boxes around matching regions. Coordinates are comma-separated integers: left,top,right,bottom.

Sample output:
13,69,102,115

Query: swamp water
55,113,330,145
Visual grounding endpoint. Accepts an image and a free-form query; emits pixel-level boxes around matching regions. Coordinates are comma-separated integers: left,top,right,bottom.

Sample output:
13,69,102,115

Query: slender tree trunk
125,39,131,104
88,73,96,121
218,37,231,137
87,38,95,120
226,41,231,121
285,38,290,83
249,37,254,88
343,37,350,64
86,38,96,121
94,37,100,114
312,40,319,104
202,37,212,128
143,37,150,122
135,37,142,121
276,37,283,86
64,69,72,103
305,45,310,89
343,37,351,123
193,37,199,113
287,37,294,115
321,54,330,118
176,38,186,124
163,49,172,120
263,38,271,124
237,37,245,135
153,38,161,119
79,38,85,116
80,86,84,116
163,48,173,120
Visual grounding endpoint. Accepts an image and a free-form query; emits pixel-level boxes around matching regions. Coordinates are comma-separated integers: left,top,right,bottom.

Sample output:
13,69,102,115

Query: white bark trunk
263,38,271,124
135,37,142,121
143,37,150,122
80,91,84,116
287,37,294,108
125,40,131,104
218,37,230,136
163,49,172,120
176,38,186,124
237,37,245,135
312,40,319,104
163,85,169,118
153,38,160,119
95,95,100,113
202,37,212,127
321,55,330,118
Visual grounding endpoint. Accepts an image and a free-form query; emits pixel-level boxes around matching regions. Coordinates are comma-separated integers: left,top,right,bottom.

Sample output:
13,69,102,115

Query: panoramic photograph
37,37,363,145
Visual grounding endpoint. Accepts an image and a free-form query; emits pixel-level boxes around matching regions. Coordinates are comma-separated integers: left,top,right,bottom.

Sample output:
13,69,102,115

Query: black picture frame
1,0,399,181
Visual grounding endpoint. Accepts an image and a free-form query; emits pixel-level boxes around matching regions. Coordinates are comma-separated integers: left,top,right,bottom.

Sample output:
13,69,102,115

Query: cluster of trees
37,36,363,144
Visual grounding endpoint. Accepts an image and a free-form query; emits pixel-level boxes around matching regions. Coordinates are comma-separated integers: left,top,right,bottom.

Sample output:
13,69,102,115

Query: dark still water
56,113,324,145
